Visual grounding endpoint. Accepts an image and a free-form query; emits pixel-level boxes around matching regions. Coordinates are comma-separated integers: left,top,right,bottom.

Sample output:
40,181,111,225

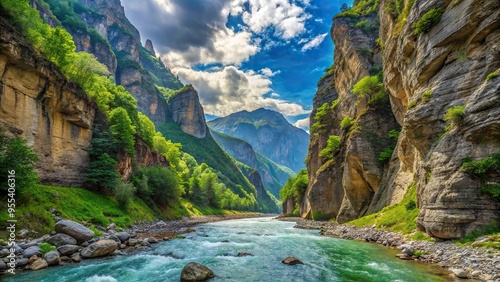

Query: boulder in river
180,262,215,281
81,240,117,258
237,252,253,257
282,257,304,265
55,220,94,242
47,233,77,246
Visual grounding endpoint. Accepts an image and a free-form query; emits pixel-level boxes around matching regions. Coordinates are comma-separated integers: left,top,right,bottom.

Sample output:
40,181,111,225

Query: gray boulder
55,220,94,242
57,245,79,256
0,260,6,270
23,246,41,258
0,249,9,258
47,233,77,246
44,251,60,266
81,240,117,258
104,235,121,245
180,262,215,282
116,232,130,243
17,258,29,267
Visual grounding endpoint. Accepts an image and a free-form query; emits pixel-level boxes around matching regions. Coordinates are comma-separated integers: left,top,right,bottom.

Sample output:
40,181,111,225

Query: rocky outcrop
116,136,170,181
0,18,96,187
144,39,156,56
379,0,500,238
301,9,399,222
168,85,207,138
208,108,309,173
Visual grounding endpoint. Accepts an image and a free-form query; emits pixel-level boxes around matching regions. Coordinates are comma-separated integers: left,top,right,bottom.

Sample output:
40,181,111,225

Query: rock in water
55,220,94,242
282,257,304,265
80,240,117,258
180,262,215,281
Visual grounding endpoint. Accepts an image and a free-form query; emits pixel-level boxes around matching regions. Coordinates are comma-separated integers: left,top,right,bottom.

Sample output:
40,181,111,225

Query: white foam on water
85,275,118,282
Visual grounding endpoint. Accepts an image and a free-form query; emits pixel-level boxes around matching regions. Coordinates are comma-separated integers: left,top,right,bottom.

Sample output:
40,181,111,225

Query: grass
421,90,432,102
0,184,156,235
444,105,465,130
407,101,417,109
348,182,419,234
455,221,500,249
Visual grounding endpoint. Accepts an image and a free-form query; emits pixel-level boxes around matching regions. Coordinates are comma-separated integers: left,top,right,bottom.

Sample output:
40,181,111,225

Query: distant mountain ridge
208,108,309,173
210,130,294,197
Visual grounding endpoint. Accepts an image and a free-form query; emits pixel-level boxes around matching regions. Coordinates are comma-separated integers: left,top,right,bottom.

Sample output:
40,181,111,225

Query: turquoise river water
7,217,453,282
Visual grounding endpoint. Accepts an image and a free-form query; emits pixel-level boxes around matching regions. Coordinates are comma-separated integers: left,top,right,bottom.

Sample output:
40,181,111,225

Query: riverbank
278,217,500,281
0,213,271,275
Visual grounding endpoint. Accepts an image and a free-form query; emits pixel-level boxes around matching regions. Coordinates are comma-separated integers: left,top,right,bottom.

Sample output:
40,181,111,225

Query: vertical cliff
299,0,500,239
379,0,500,238
0,18,95,187
301,3,399,222
167,85,207,138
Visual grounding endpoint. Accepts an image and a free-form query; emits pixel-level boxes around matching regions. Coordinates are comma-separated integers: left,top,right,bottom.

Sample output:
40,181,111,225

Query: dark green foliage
114,182,136,208
462,152,500,199
388,129,400,139
355,20,372,30
85,153,121,193
405,200,416,211
378,148,394,162
142,166,182,207
0,131,39,195
311,100,339,135
335,0,379,18
385,0,405,19
108,107,136,156
413,8,444,35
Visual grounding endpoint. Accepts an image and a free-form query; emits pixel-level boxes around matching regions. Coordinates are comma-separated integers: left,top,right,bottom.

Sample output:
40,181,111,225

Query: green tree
0,132,39,195
64,52,109,88
114,182,136,208
319,135,342,160
142,166,182,206
108,107,136,156
41,26,76,69
85,153,121,194
352,75,382,99
137,112,156,147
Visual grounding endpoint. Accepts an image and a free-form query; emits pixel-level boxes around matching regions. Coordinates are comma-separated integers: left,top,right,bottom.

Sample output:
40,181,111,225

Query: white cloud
301,33,328,52
229,0,311,39
270,92,280,98
260,68,281,77
161,28,259,68
174,66,309,117
293,117,310,130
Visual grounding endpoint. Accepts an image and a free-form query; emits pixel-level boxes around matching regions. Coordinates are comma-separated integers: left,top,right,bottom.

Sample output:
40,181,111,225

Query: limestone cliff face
0,20,95,186
167,85,207,138
301,11,399,222
116,137,169,181
379,0,500,239
302,0,500,239
145,39,156,56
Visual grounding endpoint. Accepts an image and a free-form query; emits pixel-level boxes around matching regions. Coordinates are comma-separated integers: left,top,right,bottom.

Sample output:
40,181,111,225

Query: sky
120,0,353,130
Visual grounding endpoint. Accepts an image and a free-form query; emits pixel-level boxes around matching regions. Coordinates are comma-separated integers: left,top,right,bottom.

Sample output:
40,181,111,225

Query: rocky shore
0,212,264,276
279,217,500,282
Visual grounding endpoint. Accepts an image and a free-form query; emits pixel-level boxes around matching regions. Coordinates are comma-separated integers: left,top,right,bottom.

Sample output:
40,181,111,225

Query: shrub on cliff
319,135,342,161
444,105,465,130
413,8,444,35
0,131,39,195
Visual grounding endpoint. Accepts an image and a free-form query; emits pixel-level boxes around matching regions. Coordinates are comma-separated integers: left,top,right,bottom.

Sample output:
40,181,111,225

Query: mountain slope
208,108,309,173
210,130,294,197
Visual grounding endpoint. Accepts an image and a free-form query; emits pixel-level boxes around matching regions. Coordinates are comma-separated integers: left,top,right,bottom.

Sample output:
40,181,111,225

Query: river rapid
8,217,452,282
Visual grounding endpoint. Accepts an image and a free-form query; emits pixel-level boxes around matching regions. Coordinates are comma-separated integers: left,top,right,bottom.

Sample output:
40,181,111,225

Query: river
8,217,452,281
